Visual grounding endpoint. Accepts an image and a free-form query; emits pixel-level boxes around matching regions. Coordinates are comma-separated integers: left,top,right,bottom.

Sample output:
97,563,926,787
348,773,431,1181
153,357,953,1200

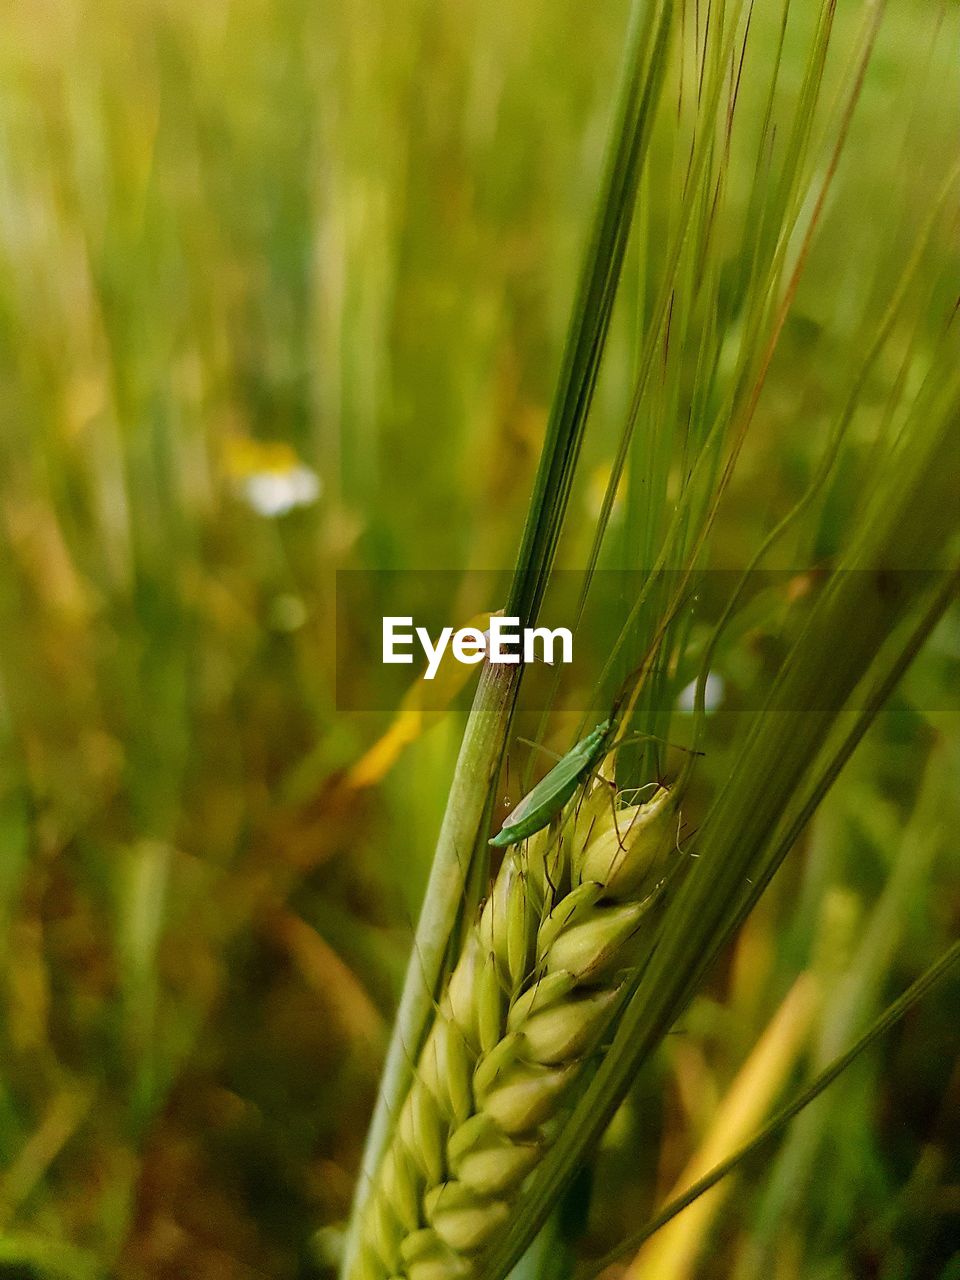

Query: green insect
489,719,613,848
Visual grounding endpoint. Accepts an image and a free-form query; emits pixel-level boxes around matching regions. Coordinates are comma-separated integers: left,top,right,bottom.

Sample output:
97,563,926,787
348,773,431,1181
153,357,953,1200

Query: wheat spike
352,774,682,1280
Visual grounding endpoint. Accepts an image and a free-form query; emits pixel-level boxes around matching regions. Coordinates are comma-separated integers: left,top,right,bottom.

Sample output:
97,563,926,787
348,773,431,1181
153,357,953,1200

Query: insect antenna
516,735,564,765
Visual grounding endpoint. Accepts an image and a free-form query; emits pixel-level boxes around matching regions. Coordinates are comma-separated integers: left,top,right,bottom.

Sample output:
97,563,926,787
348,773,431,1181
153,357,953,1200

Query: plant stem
343,1,676,1271
342,661,518,1280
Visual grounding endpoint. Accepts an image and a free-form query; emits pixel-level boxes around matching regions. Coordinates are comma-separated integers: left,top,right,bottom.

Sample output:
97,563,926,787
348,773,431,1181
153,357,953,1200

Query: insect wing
490,721,611,846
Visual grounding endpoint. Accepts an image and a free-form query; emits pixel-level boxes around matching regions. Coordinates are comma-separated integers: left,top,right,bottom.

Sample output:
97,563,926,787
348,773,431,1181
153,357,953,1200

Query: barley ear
351,779,682,1280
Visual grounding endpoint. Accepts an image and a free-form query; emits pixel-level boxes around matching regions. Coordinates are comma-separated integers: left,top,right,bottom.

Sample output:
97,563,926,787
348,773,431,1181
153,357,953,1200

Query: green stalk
476,359,960,1280
341,3,676,1272
505,0,675,628
342,663,520,1280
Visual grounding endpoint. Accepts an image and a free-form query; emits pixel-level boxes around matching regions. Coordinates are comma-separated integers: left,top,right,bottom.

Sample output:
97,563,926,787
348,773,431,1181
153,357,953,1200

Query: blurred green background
0,1,958,1277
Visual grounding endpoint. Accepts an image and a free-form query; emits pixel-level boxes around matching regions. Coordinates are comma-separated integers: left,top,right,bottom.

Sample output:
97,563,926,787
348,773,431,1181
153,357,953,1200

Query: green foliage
0,0,958,1278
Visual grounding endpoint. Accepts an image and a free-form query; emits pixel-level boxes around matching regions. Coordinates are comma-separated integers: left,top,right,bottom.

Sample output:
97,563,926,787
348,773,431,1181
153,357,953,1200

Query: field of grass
0,1,958,1278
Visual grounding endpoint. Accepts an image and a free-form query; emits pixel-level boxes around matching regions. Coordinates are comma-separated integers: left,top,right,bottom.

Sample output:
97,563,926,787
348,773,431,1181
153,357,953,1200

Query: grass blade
577,937,960,1277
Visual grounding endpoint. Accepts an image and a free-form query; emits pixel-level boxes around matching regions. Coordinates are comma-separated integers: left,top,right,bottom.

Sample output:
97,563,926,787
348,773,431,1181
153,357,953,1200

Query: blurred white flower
223,436,322,517
676,671,725,715
241,465,321,516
